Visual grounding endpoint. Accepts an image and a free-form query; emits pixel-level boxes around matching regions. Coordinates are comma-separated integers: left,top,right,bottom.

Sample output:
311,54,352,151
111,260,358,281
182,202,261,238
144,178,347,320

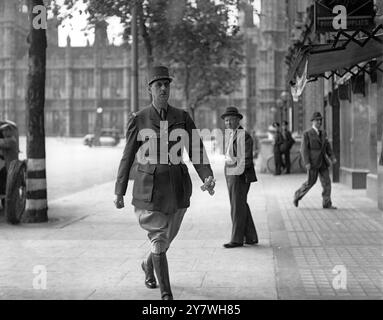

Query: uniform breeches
135,208,187,254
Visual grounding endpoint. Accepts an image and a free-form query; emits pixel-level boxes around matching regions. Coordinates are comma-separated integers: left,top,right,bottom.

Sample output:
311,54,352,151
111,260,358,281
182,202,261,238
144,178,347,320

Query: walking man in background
222,107,258,248
293,112,337,209
280,120,295,174
114,66,215,300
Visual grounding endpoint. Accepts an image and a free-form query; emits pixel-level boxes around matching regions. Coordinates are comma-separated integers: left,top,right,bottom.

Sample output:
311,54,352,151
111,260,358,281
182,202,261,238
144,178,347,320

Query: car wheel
5,160,27,225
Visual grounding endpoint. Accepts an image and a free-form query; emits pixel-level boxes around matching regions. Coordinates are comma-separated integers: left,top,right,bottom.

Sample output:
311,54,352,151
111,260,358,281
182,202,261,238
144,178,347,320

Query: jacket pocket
133,164,156,202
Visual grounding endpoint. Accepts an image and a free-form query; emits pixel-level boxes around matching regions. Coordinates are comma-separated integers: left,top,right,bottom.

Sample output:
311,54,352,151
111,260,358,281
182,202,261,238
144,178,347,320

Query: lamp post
276,98,283,124
94,107,103,146
131,2,138,113
280,91,290,129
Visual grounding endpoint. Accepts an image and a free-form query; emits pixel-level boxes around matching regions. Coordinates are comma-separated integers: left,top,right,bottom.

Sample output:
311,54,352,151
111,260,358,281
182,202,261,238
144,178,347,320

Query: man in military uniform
293,112,337,209
114,66,215,300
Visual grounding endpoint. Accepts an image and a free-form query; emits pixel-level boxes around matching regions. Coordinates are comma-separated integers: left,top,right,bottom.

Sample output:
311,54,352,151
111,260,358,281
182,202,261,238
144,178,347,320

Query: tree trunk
184,66,194,119
189,106,195,120
23,0,48,223
137,0,153,70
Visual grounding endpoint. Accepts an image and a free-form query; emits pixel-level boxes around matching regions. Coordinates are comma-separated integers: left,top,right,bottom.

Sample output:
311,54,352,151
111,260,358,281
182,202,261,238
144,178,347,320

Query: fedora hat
148,66,173,86
221,106,243,120
311,112,323,121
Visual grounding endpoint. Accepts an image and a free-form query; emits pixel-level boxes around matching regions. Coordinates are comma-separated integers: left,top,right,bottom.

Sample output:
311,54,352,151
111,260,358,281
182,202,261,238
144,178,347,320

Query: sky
58,0,262,47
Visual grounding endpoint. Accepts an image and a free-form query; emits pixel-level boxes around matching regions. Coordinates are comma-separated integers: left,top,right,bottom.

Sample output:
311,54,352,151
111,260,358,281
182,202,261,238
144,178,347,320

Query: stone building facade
0,0,260,136
255,0,289,133
285,0,383,210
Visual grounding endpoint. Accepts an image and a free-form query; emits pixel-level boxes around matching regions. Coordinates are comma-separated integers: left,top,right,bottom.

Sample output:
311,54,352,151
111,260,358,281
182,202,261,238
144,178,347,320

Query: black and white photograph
0,0,382,308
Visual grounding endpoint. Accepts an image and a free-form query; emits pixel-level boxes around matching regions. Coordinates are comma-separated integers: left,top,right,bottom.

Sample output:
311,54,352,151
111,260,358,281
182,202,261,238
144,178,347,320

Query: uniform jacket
225,126,257,183
301,128,335,169
0,136,18,171
115,104,214,214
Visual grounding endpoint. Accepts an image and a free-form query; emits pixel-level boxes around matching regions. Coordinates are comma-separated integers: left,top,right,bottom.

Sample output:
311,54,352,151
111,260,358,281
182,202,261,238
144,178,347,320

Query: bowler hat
148,66,173,86
221,106,243,120
311,112,323,121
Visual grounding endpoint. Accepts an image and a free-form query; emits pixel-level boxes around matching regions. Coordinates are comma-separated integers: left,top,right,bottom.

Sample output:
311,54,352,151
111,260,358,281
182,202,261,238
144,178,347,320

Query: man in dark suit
293,112,337,209
114,66,215,300
272,122,284,175
280,120,295,174
221,107,258,248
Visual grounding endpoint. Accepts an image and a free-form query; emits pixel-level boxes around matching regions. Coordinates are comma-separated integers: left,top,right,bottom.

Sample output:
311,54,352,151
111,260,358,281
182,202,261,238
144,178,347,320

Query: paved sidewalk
0,157,382,300
0,157,276,300
262,173,383,300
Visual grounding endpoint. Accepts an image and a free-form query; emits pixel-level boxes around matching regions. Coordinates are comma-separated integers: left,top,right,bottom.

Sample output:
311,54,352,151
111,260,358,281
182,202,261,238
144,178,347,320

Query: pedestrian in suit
293,112,337,209
221,107,258,248
251,130,259,159
272,122,284,175
114,66,215,300
280,121,295,174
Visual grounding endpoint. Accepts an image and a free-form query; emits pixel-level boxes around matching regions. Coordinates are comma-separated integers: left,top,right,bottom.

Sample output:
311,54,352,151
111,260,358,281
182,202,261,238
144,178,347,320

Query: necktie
160,108,166,121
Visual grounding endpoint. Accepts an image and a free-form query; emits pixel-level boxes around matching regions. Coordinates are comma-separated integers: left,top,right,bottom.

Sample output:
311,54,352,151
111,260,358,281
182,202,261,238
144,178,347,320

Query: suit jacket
301,128,335,169
281,130,295,153
115,104,213,214
225,126,257,183
273,132,284,153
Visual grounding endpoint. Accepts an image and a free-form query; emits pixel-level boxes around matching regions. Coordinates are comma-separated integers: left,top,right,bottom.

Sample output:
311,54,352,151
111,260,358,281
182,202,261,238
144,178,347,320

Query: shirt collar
312,125,319,135
151,103,168,116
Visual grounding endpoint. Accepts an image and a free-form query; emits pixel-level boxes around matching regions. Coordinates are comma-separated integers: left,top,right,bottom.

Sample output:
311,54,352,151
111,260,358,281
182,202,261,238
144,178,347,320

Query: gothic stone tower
0,0,28,124
257,0,289,132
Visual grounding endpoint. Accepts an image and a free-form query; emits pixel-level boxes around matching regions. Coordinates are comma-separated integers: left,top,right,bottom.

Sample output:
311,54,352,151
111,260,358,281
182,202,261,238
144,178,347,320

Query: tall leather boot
152,252,173,300
141,252,157,289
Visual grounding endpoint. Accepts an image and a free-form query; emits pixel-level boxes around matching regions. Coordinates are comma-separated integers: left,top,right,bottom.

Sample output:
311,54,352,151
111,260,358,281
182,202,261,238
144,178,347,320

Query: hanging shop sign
315,0,375,32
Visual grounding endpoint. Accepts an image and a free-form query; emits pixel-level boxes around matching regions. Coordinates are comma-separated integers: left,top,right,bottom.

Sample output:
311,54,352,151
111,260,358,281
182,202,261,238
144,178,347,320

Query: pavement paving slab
0,156,382,300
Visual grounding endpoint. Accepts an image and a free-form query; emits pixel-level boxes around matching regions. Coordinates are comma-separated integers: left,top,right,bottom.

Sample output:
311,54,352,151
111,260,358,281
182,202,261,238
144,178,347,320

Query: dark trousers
225,174,258,244
281,151,291,173
274,150,283,175
294,165,332,207
0,167,6,196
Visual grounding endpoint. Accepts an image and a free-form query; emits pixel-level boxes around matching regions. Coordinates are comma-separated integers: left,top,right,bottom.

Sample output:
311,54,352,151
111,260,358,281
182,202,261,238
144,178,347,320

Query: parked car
83,128,122,147
0,120,26,224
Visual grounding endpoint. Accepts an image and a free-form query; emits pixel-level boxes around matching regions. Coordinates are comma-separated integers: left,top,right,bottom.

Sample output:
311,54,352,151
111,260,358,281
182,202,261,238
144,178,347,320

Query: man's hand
114,195,125,209
201,176,216,195
305,164,311,171
332,158,337,165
